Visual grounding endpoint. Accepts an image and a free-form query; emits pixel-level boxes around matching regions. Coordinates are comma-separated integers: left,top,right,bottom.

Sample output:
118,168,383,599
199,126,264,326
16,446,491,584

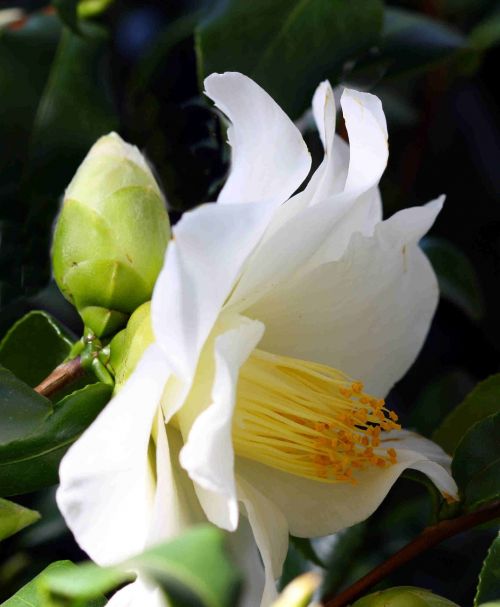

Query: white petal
179,316,265,531
147,421,205,544
204,72,311,206
152,200,276,381
106,579,168,607
341,88,388,195
383,430,458,498
237,475,289,607
57,345,168,565
248,198,443,397
236,430,456,538
226,516,265,607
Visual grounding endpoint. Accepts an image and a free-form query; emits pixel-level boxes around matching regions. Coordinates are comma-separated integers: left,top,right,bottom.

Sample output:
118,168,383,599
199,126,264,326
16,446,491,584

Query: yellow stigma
233,349,401,484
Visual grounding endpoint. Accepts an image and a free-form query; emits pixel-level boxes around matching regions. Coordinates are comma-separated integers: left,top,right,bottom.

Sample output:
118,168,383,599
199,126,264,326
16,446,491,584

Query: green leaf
78,0,115,19
434,374,500,454
24,21,118,203
409,370,474,438
0,382,111,496
379,8,467,78
196,0,383,118
321,523,367,597
475,534,500,606
422,237,484,321
0,13,60,193
42,525,241,607
0,498,40,541
53,0,80,33
0,366,52,445
0,311,73,388
470,10,500,51
452,411,500,510
0,561,105,607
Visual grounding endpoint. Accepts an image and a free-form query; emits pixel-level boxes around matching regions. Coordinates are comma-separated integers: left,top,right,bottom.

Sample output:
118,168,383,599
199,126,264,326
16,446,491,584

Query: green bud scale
52,133,170,337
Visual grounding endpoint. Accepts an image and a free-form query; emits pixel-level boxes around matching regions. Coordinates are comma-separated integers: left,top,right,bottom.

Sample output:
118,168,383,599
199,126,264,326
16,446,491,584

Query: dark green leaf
470,10,500,51
452,412,500,510
0,311,73,388
290,537,324,568
24,21,118,203
0,14,60,194
0,561,105,607
53,0,80,33
423,237,484,321
379,8,467,78
321,524,367,598
434,374,500,454
475,534,500,606
0,366,52,445
42,525,241,607
0,498,40,541
409,370,475,438
196,0,383,118
0,382,111,496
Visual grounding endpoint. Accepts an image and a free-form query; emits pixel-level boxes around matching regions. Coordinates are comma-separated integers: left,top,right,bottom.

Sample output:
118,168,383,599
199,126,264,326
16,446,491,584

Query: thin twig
34,357,84,398
324,501,500,607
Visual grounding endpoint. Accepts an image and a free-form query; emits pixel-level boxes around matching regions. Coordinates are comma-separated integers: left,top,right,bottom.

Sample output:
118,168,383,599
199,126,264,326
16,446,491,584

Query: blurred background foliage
0,0,499,605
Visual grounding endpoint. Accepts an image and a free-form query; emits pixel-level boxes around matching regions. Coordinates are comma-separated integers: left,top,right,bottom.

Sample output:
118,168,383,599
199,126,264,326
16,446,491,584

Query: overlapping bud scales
233,350,401,484
52,133,170,337
109,301,154,392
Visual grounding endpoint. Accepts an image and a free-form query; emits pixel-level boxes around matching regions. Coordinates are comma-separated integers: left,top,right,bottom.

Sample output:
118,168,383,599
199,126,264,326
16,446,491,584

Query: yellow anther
352,381,364,393
389,410,399,422
232,348,399,485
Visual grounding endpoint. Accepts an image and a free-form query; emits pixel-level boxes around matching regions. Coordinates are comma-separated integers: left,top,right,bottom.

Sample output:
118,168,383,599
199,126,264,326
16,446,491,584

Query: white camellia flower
57,72,458,607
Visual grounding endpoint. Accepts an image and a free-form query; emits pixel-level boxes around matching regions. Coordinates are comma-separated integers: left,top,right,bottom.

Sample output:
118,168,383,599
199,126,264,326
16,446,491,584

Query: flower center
233,349,401,484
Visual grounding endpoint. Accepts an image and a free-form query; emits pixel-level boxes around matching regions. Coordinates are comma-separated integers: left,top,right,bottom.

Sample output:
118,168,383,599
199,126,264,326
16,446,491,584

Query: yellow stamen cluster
233,349,401,484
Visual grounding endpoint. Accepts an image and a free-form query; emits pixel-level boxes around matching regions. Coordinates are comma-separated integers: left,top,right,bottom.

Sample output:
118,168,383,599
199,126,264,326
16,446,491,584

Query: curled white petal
205,72,311,206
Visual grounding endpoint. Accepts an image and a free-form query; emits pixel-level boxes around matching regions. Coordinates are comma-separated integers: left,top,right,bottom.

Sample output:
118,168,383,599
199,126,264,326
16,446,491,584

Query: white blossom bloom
57,72,458,607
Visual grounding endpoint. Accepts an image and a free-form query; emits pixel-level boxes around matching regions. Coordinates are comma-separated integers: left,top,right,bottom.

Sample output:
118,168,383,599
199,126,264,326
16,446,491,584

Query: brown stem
34,357,84,398
324,501,500,607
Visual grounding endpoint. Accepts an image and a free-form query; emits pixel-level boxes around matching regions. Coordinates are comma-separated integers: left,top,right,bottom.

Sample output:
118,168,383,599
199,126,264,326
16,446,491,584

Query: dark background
0,0,499,604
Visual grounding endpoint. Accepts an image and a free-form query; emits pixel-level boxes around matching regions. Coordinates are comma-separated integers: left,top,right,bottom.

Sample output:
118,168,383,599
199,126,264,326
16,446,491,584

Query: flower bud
272,573,321,607
353,587,459,607
109,301,154,391
52,132,170,337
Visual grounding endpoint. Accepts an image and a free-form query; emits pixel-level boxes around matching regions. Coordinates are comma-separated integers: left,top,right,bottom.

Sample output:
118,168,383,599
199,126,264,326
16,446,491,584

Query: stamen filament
233,349,400,484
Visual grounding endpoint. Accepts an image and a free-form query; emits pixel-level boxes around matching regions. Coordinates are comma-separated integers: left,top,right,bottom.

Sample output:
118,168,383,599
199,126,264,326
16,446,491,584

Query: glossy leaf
451,412,500,510
0,498,40,542
434,374,500,454
0,13,60,193
196,0,383,118
475,534,500,606
379,8,467,78
42,525,241,607
0,366,52,445
0,561,105,607
0,311,73,388
410,370,474,438
423,237,484,322
24,21,118,204
0,382,112,496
